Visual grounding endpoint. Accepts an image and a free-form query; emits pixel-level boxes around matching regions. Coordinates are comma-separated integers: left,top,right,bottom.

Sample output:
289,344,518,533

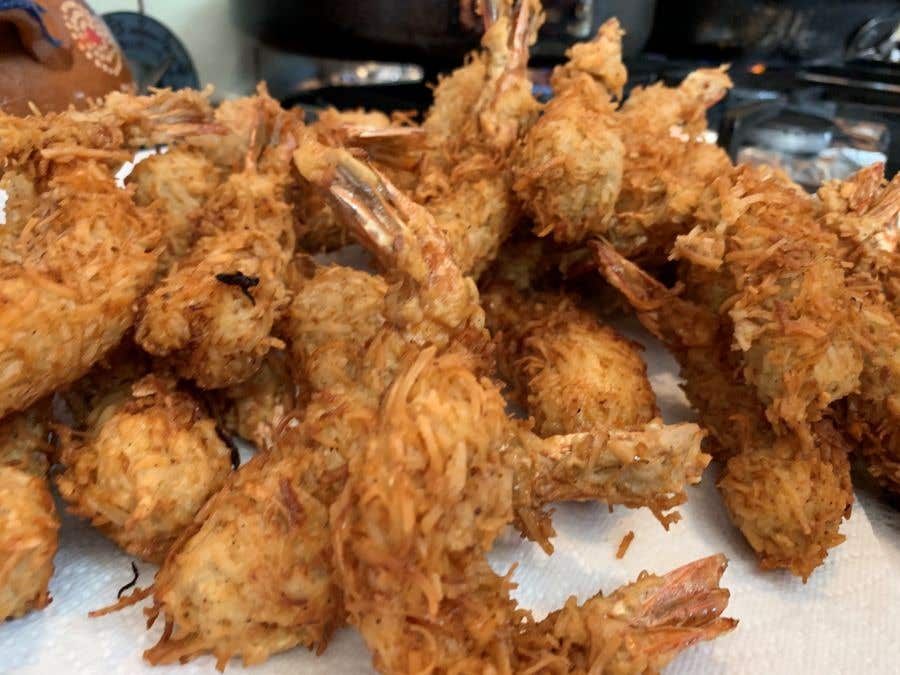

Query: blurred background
5,0,899,184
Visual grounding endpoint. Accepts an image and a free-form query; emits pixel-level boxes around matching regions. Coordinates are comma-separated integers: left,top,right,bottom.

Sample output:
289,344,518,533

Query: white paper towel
2,316,899,675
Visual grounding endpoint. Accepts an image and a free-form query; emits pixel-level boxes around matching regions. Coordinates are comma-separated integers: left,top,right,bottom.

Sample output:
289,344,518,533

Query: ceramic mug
0,0,132,115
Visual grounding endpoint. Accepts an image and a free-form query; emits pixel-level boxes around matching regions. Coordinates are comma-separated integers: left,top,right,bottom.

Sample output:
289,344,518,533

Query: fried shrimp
511,20,731,261
0,89,217,418
483,281,657,433
294,145,708,539
672,164,864,441
414,0,543,276
215,350,301,451
291,107,424,253
818,163,900,315
814,165,900,493
126,133,729,666
0,161,159,418
129,145,489,668
512,19,626,243
143,447,343,669
182,84,284,172
513,554,736,673
482,280,710,528
136,101,299,388
0,403,59,622
128,148,223,272
56,375,232,563
840,280,900,494
331,348,734,674
718,421,853,579
594,240,854,578
611,77,733,263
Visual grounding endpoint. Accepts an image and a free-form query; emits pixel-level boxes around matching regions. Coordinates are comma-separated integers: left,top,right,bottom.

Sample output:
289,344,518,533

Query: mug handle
0,1,73,69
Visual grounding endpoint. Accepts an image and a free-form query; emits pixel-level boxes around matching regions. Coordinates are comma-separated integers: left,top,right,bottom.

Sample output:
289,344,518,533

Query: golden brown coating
483,282,657,434
415,0,542,277
0,162,159,418
0,87,215,182
295,138,488,363
128,148,223,272
672,164,864,442
282,263,389,394
136,156,296,389
0,88,216,418
56,375,232,563
135,89,300,389
512,421,710,535
614,63,732,262
0,405,58,622
297,144,710,540
144,448,342,669
719,424,853,580
841,283,900,494
291,107,423,253
331,348,521,673
816,164,900,493
0,466,58,622
511,20,731,262
139,146,494,667
610,117,732,264
594,240,854,579
818,163,900,314
137,147,716,664
215,350,301,450
332,348,732,673
482,281,710,532
512,19,625,243
183,85,284,172
513,554,736,673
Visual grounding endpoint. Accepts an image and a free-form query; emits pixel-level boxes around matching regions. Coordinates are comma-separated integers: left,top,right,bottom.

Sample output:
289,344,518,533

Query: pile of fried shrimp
2,1,898,672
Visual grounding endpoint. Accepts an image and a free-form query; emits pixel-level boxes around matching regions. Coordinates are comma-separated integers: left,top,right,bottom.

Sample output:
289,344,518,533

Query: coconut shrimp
512,19,626,243
414,0,543,277
140,446,343,669
818,163,900,315
0,161,159,418
816,165,900,492
331,348,734,674
295,145,710,539
511,20,731,262
836,275,900,494
124,146,479,669
613,63,733,262
513,554,736,673
0,87,214,179
291,107,424,253
483,282,657,433
135,103,299,389
180,84,284,172
0,403,58,622
214,350,302,451
672,164,864,443
482,280,710,526
55,375,232,563
127,148,224,273
0,90,217,418
129,145,722,668
594,240,854,579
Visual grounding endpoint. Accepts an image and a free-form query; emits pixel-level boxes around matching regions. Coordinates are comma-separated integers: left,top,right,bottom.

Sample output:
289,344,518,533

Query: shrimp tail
591,238,718,349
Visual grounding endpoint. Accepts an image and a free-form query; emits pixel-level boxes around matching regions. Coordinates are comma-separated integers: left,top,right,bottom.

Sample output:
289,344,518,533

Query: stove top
283,52,900,185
